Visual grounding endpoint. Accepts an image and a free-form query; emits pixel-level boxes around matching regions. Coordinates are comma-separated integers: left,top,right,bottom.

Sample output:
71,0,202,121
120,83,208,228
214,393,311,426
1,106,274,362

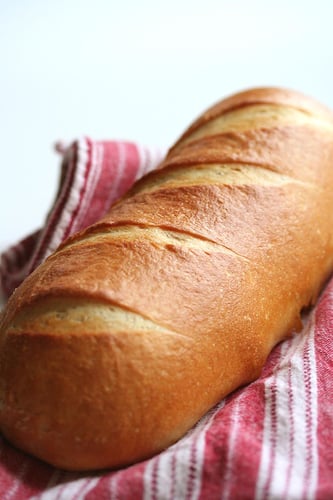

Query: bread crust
1,87,333,470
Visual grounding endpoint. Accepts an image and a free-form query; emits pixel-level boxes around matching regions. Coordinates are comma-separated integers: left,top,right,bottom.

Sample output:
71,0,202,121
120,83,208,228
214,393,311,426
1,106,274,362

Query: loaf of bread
1,87,333,471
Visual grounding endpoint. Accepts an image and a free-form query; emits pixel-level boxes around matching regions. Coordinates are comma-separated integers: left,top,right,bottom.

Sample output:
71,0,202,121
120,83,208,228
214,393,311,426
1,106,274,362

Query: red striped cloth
0,139,333,499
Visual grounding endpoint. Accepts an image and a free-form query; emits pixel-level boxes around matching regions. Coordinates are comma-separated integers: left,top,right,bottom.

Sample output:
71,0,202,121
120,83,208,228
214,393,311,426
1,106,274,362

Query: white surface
1,0,333,249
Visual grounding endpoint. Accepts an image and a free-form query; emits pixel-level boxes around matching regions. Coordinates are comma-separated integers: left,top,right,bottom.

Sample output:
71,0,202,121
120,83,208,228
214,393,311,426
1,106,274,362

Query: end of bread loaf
0,294,263,470
1,86,333,470
0,276,310,472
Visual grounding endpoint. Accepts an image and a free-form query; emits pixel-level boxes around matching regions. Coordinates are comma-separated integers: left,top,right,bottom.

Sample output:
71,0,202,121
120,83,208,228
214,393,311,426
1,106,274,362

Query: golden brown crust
170,86,333,152
164,126,333,183
1,87,333,470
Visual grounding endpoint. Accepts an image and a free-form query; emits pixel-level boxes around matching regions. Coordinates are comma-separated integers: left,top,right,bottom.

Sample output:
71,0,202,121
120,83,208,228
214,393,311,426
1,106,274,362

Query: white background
1,0,333,249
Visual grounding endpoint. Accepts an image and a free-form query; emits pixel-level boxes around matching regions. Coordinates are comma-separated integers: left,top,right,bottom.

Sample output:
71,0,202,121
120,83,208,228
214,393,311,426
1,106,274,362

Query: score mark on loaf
1,87,333,471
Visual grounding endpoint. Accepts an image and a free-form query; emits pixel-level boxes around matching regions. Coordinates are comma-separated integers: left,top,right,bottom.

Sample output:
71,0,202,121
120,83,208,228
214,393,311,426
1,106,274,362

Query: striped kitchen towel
0,139,332,499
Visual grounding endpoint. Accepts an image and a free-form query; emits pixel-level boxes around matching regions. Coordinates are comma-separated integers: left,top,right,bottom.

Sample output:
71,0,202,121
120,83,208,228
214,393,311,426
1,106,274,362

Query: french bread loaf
1,87,333,471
